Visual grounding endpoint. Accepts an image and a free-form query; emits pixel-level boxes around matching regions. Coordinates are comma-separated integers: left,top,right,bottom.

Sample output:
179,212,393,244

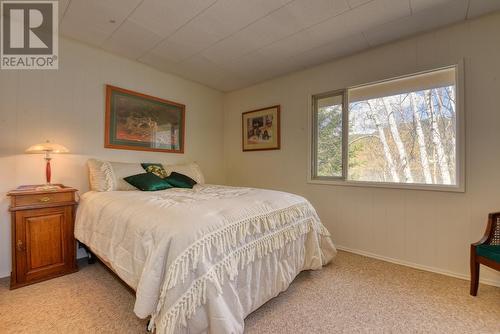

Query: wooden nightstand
7,185,78,289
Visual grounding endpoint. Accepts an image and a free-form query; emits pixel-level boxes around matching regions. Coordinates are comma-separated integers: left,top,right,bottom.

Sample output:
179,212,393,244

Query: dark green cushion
124,173,172,191
141,163,169,178
476,245,500,263
164,172,197,189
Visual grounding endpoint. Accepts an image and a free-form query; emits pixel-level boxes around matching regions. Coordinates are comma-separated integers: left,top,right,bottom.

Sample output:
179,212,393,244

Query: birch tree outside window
312,66,461,190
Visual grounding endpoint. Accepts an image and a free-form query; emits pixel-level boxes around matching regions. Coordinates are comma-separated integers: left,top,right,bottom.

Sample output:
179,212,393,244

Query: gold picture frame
105,85,185,153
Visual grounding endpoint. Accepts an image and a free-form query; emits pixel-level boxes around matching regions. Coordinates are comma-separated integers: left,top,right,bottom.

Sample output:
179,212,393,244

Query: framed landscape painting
242,105,280,151
105,85,185,153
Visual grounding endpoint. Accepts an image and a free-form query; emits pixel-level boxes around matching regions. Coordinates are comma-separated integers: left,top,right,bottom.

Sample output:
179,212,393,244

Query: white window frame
311,89,348,181
307,62,465,192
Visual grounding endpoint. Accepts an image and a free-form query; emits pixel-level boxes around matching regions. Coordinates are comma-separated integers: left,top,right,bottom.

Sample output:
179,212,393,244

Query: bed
75,161,336,334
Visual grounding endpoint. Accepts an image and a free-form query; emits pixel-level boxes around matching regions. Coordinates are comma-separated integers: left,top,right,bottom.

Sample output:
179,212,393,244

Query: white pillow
163,162,205,184
87,159,144,191
87,159,113,192
109,161,144,190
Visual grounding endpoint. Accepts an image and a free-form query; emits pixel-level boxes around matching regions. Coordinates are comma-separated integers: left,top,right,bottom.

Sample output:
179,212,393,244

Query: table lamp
25,140,69,190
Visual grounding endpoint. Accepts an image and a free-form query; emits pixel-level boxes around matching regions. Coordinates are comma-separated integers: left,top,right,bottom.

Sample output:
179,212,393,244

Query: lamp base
35,184,61,191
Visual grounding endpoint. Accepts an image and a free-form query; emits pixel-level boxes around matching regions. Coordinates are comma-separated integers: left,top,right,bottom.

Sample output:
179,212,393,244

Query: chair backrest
489,213,500,245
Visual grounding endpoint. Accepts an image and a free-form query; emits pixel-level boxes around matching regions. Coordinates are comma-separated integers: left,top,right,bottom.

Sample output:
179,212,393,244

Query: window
312,91,346,179
311,66,462,190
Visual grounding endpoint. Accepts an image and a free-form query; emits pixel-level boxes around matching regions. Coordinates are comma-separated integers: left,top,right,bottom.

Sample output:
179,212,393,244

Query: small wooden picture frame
242,105,281,151
105,85,185,153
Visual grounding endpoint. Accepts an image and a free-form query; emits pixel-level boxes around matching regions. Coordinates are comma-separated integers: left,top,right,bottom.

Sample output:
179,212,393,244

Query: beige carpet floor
0,251,498,334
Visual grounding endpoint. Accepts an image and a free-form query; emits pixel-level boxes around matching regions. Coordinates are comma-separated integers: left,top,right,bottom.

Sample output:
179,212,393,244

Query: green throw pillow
124,173,173,191
141,163,169,178
164,172,197,189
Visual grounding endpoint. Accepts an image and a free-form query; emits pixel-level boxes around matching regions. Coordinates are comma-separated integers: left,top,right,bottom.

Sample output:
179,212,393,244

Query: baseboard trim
3,245,499,287
336,245,500,288
0,253,88,279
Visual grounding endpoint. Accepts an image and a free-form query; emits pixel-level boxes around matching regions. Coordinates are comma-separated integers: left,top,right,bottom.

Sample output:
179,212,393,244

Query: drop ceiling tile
249,56,306,82
220,51,271,76
308,0,411,43
467,0,500,19
58,0,500,91
197,0,292,37
364,0,468,46
236,53,268,72
258,30,320,59
410,0,453,13
165,23,223,57
60,0,141,46
202,0,350,65
242,5,311,45
216,77,251,92
58,0,70,22
142,39,201,63
102,20,162,60
346,0,374,8
201,34,258,66
221,50,305,83
128,0,216,38
281,0,350,28
167,0,291,56
174,56,225,78
169,56,243,90
137,52,181,74
201,7,306,65
290,33,369,67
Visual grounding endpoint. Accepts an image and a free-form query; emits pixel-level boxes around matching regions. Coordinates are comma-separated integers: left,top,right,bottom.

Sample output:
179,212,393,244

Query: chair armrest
472,212,500,246
471,240,486,247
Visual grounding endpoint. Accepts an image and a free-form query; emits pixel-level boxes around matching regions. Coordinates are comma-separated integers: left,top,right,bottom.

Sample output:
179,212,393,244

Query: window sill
307,178,465,193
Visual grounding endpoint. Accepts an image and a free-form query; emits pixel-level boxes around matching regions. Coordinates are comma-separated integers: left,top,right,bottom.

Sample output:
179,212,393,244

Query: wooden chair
470,212,500,296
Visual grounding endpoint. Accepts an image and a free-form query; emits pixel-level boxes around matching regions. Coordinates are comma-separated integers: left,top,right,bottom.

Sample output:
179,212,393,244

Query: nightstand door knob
39,196,51,202
17,240,25,252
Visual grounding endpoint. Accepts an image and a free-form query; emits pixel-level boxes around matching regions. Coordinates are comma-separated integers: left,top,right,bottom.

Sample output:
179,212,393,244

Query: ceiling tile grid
365,0,469,46
61,0,142,46
102,19,163,60
201,0,352,66
127,0,217,39
467,0,500,19
59,0,500,91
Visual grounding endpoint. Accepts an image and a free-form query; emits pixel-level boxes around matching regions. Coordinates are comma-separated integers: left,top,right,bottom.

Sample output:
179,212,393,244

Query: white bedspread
75,184,336,334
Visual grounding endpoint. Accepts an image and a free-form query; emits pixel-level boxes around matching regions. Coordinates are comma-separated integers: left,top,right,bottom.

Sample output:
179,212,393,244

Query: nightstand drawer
13,192,74,207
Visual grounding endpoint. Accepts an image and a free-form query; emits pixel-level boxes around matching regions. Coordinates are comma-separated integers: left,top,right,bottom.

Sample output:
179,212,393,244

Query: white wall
2,14,500,287
223,13,500,286
0,38,224,278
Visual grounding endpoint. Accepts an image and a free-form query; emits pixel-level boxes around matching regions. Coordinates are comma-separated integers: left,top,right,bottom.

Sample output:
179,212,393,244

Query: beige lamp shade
25,140,69,154
25,140,69,188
